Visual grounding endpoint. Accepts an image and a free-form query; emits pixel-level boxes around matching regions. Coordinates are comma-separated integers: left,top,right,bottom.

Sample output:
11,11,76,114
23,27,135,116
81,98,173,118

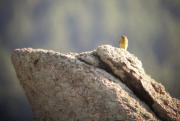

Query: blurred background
0,0,179,121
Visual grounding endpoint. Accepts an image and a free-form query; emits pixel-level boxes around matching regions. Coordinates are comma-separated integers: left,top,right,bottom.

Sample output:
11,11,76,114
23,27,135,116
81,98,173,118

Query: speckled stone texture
11,45,179,121
96,45,180,121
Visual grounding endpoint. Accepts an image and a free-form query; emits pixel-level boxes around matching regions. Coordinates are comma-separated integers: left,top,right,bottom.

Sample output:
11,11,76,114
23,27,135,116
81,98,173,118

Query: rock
96,45,180,121
11,45,179,121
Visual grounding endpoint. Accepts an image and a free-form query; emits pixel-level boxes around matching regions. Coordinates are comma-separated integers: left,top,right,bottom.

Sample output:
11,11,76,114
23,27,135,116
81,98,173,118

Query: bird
119,35,128,50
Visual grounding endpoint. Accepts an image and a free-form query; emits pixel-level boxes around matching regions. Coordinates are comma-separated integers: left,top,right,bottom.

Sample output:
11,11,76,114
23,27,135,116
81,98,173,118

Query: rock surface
11,45,180,121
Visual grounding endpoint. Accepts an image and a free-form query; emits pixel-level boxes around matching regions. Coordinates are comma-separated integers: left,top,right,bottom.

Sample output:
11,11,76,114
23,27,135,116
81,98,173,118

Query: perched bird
119,35,128,50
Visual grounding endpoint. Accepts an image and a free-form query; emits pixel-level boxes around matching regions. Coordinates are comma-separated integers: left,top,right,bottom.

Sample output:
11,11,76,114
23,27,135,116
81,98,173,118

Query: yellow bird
119,35,128,50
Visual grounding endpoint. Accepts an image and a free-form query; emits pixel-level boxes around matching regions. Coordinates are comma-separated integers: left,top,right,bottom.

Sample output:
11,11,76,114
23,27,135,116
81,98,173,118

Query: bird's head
121,35,127,40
